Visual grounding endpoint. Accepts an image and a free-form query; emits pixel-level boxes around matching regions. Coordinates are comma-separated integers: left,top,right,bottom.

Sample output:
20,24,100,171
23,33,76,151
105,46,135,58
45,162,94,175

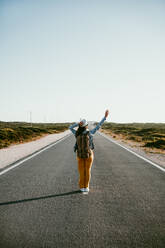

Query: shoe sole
82,191,89,194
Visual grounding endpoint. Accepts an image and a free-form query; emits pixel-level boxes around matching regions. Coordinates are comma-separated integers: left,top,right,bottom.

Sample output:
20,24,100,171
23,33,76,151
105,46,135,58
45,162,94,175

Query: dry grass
0,121,71,149
100,122,165,155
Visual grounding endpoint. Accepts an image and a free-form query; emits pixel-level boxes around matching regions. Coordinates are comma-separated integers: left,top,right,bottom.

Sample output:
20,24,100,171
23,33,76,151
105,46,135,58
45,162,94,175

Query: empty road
0,133,165,248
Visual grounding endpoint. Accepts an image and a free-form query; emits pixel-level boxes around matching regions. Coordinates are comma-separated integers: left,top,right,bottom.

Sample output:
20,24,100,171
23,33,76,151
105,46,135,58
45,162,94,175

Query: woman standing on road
69,110,109,193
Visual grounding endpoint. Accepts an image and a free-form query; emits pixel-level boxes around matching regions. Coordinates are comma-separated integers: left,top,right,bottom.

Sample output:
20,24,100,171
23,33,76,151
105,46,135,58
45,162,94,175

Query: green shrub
144,140,165,149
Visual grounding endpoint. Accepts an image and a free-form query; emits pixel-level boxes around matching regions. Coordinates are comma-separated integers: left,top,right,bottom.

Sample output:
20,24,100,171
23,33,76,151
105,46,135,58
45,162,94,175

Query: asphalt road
0,133,165,248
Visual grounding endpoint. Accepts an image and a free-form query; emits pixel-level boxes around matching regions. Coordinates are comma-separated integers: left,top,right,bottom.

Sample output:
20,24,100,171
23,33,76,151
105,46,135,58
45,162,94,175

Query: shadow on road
0,190,81,206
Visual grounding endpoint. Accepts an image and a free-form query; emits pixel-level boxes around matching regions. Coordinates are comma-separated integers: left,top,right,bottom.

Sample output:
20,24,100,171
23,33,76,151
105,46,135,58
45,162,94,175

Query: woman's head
76,119,88,137
79,119,88,127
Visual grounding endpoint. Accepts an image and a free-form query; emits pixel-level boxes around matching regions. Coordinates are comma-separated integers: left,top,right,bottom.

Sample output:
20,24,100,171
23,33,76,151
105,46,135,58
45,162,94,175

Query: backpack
75,131,92,158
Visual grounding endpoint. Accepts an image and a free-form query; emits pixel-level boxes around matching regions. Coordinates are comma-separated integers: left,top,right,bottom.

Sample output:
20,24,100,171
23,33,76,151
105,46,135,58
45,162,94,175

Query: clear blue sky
0,0,165,123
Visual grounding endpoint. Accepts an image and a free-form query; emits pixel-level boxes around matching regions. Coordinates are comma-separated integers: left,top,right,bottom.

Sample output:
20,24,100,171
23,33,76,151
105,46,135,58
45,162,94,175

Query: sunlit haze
0,0,165,123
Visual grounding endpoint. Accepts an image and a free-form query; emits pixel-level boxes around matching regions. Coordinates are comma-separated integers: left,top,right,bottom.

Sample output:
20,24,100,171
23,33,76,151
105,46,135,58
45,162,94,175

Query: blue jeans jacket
69,116,106,151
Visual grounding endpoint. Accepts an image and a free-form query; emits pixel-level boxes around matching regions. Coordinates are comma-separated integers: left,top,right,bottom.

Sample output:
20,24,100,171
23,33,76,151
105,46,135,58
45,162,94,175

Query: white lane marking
0,134,72,176
99,132,165,173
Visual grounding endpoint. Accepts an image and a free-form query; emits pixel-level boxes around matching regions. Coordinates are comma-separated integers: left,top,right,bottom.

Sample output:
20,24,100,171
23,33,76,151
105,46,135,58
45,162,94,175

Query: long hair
75,125,86,137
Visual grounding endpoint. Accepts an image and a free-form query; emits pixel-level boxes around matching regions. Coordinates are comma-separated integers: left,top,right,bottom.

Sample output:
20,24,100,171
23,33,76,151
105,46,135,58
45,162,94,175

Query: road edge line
98,132,165,173
0,133,72,176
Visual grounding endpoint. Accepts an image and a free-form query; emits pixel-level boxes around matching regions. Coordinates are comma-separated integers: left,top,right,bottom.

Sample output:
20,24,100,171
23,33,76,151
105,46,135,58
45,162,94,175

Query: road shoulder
0,130,71,170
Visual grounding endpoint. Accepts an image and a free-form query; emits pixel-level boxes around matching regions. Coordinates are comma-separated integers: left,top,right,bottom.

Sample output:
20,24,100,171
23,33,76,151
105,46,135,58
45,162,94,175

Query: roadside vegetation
0,121,71,149
101,122,165,153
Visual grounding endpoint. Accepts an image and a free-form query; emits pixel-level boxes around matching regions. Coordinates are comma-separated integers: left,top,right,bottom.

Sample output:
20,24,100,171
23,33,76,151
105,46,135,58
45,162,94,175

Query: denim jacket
69,116,106,151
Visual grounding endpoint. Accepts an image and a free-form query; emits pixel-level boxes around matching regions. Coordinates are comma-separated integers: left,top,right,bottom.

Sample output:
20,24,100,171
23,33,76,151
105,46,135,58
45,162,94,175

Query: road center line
99,132,165,173
0,134,72,176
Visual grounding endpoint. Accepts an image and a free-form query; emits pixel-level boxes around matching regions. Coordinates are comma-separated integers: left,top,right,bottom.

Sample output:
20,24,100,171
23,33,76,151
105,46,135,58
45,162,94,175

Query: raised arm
90,110,109,135
69,122,79,135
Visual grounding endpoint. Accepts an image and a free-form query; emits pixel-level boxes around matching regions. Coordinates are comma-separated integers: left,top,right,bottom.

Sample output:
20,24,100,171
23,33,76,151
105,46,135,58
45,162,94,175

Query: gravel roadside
0,130,70,170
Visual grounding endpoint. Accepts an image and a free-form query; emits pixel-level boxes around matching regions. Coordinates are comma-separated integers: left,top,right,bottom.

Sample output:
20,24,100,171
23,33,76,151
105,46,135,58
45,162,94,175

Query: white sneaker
84,188,89,192
80,188,85,192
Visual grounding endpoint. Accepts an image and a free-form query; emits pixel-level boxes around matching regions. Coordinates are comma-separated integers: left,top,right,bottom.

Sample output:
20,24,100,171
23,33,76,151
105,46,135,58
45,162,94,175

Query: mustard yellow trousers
77,151,94,189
